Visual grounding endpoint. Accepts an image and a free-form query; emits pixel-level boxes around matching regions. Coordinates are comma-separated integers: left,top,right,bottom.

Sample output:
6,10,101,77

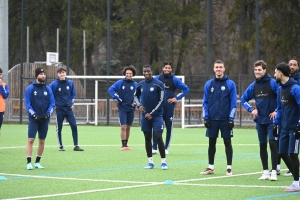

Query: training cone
164,180,174,185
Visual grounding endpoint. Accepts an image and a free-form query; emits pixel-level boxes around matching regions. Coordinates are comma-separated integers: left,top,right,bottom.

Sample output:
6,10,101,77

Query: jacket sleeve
108,80,122,102
273,89,281,125
149,83,165,116
240,83,255,112
69,80,76,104
46,86,55,115
25,85,35,116
202,80,211,120
0,83,9,99
134,83,142,107
228,80,237,120
173,76,190,100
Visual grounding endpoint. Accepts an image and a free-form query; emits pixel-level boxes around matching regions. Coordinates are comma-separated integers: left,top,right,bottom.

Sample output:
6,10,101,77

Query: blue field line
5,155,259,181
246,191,300,199
194,151,258,155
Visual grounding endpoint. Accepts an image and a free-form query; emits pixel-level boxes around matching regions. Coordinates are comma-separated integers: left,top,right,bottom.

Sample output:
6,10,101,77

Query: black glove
228,120,234,129
273,124,278,137
295,125,300,139
32,114,42,123
204,120,210,128
40,114,50,121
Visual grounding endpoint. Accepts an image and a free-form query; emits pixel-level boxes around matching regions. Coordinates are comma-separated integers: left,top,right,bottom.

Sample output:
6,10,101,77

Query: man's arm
108,80,123,103
173,76,190,100
240,83,255,112
24,85,35,116
228,80,237,120
0,83,9,99
149,83,165,116
202,80,211,120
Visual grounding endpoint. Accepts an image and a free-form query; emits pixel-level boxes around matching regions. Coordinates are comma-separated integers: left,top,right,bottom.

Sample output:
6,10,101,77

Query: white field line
0,143,258,149
1,170,289,200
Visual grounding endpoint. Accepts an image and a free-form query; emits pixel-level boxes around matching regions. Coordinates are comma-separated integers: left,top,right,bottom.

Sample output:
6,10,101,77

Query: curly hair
122,65,137,76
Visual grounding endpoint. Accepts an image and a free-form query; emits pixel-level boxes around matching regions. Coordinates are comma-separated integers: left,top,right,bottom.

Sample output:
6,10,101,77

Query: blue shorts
141,115,164,132
256,123,275,143
118,109,135,126
279,128,300,154
205,120,233,138
28,117,50,140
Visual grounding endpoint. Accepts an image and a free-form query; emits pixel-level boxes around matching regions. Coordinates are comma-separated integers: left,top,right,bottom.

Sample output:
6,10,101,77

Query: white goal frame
67,75,202,128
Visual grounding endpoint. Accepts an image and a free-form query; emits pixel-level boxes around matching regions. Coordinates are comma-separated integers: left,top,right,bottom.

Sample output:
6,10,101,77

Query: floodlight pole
106,0,111,125
67,0,71,75
255,0,260,60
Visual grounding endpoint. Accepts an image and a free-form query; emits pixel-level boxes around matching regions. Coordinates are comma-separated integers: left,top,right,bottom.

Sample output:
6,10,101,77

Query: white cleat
259,173,270,180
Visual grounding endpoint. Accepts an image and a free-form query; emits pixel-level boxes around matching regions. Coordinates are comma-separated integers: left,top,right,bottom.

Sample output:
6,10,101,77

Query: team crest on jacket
122,86,125,90
58,88,61,91
210,87,214,92
150,87,154,91
66,86,70,90
44,91,48,96
221,86,225,91
34,91,37,95
130,86,134,90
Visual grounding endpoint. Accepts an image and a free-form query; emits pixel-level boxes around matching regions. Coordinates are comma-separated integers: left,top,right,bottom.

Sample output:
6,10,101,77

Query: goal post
67,75,202,128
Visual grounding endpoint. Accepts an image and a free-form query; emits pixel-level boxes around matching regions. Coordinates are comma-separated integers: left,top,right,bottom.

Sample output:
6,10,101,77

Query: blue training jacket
154,73,190,107
203,75,237,121
49,78,76,110
274,78,300,129
241,74,278,124
134,78,165,117
290,71,300,85
108,78,138,112
25,80,55,116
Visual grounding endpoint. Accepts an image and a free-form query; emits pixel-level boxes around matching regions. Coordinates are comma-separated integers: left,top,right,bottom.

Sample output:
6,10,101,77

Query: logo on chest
150,87,154,92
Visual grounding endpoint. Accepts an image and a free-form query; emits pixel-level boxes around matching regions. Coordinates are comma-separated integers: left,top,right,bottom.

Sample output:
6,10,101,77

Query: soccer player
134,64,167,170
273,62,300,192
201,60,237,176
0,68,9,129
49,67,84,151
152,61,190,155
240,60,279,180
25,68,55,170
108,66,138,150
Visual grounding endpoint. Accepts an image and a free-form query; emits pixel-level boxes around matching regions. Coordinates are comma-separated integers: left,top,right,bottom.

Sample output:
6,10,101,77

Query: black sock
35,156,41,163
27,157,31,164
122,140,127,147
260,143,268,170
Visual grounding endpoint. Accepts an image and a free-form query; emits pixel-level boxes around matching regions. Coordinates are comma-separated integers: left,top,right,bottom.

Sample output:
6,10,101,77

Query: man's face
162,65,172,75
213,63,225,78
274,69,282,83
0,73,2,79
37,72,46,83
289,60,299,75
254,66,266,79
143,67,152,80
58,70,66,80
125,70,133,80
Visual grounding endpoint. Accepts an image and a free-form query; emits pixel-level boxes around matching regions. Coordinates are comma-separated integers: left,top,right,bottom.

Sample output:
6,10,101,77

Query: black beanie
35,68,45,78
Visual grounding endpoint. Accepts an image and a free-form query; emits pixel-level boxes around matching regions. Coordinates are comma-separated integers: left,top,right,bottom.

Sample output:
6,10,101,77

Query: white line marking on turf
175,183,286,188
0,173,157,184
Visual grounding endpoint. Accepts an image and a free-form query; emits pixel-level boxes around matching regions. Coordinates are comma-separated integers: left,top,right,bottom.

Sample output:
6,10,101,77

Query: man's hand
138,106,146,113
145,113,152,121
40,114,50,121
228,120,234,129
204,120,210,128
32,114,42,123
295,125,300,139
273,124,278,137
167,97,176,104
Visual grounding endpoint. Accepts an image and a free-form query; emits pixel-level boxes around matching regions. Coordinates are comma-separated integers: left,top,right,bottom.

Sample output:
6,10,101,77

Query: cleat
259,173,270,180
270,173,277,181
200,168,214,175
284,171,292,176
284,183,300,192
161,163,168,170
226,168,232,176
152,149,158,154
59,146,65,151
74,146,84,151
27,162,33,170
165,149,169,155
269,169,280,175
120,146,132,151
144,163,154,169
34,162,44,169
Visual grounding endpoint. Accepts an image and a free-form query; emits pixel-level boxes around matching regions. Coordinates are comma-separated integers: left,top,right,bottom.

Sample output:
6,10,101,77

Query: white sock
227,165,232,169
271,170,276,175
148,157,153,164
263,170,269,174
293,181,299,186
209,164,214,170
277,165,280,170
161,158,166,164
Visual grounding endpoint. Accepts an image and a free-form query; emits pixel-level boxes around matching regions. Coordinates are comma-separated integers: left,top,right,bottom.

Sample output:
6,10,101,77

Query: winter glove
228,120,234,129
273,124,278,137
40,114,50,121
204,120,210,128
32,114,42,123
295,125,300,139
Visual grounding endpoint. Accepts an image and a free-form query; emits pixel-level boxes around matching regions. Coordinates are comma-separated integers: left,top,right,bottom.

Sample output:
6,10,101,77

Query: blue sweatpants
55,108,78,146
